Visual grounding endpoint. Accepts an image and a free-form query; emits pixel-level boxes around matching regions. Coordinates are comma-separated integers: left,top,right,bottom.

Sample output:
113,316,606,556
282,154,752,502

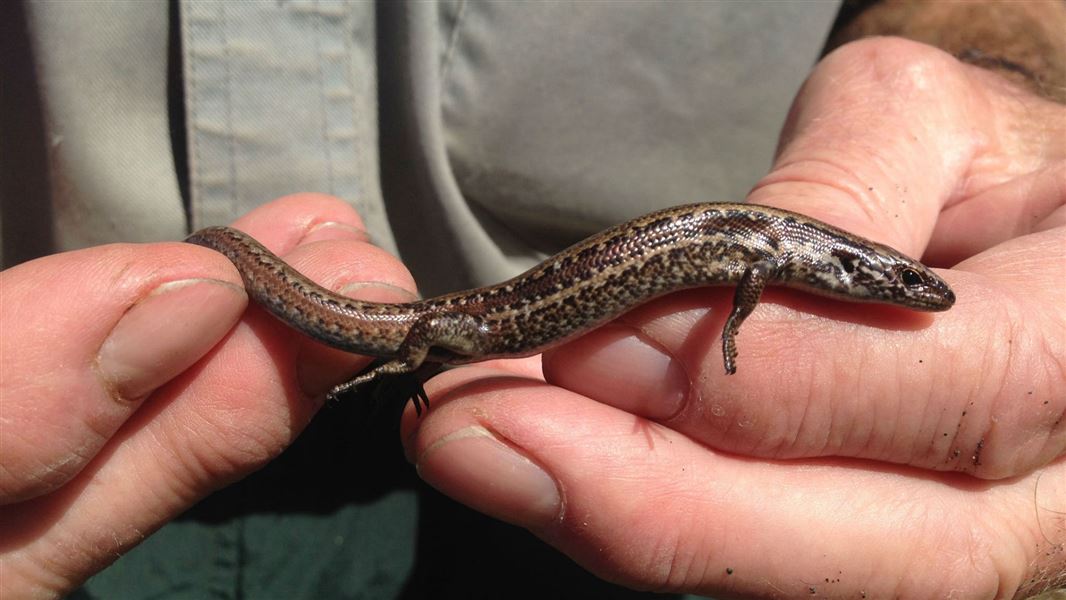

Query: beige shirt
6,1,836,295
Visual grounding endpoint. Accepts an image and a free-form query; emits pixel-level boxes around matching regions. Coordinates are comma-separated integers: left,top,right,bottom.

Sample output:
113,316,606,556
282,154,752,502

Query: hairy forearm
824,0,1066,103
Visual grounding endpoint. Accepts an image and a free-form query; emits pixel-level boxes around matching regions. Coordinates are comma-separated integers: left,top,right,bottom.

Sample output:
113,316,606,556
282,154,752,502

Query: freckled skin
186,203,955,393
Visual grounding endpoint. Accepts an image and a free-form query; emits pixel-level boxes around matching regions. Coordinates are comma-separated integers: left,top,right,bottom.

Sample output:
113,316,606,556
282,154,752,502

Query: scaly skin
186,203,955,391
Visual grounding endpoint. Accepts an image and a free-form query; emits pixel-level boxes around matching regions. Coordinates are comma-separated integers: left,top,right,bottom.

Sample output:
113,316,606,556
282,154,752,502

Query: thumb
0,242,245,504
750,36,985,257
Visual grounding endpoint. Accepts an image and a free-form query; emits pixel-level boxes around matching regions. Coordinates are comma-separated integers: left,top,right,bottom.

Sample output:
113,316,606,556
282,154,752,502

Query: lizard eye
900,267,924,287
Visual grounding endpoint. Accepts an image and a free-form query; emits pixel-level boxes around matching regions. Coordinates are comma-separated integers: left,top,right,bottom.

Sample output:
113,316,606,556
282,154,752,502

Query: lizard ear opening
830,248,858,274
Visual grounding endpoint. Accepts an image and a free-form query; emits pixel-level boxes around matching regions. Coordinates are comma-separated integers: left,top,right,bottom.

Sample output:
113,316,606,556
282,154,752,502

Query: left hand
402,38,1065,599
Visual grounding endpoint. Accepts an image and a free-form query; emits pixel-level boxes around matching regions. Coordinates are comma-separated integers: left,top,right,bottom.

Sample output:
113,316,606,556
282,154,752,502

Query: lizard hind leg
721,260,774,375
328,312,489,411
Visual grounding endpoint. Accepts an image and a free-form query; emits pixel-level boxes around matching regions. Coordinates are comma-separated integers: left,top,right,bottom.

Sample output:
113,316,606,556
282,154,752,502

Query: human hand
0,194,418,597
403,38,1065,599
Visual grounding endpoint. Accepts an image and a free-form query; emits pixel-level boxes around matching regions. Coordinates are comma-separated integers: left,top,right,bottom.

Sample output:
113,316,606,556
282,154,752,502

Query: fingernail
546,325,688,419
97,279,246,401
416,425,561,529
303,221,371,245
338,281,419,303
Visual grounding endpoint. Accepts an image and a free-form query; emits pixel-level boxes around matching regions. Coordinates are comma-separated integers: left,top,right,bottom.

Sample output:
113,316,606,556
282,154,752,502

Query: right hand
0,194,417,597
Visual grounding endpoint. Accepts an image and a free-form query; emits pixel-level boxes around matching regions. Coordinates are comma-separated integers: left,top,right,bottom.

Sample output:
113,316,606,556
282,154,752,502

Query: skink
186,203,955,405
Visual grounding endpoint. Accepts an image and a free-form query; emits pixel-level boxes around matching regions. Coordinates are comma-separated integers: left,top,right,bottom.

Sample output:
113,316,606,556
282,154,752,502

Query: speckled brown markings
186,203,955,397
